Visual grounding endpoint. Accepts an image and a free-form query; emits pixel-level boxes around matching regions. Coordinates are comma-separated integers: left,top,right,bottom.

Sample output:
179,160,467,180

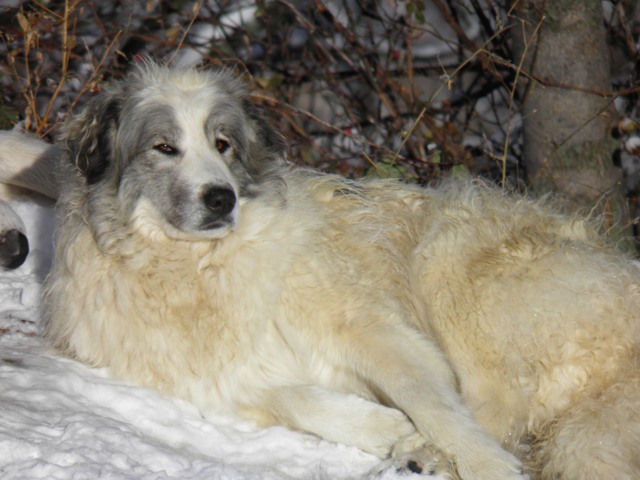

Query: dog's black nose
203,186,236,217
0,229,29,269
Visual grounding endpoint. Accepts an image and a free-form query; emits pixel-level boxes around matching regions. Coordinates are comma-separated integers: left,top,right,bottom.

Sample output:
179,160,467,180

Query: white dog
0,143,35,269
1,61,639,480
0,198,28,269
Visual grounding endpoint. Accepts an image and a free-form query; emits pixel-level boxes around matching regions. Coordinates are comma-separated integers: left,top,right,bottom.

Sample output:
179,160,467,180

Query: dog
0,198,28,269
0,140,37,269
1,61,640,480
0,128,66,271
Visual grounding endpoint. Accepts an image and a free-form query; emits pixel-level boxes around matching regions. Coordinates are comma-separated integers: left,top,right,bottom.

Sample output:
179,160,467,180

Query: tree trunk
511,0,632,248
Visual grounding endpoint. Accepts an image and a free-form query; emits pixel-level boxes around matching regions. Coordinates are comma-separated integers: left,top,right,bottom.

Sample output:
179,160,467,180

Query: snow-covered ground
0,197,431,479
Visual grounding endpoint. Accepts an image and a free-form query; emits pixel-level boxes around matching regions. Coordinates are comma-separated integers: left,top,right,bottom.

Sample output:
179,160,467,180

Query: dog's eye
216,138,231,155
154,143,179,156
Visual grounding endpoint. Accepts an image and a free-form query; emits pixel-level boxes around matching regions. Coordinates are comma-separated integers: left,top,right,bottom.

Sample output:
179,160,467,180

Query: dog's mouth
161,219,236,242
200,218,233,231
194,222,235,238
170,211,238,240
131,198,238,242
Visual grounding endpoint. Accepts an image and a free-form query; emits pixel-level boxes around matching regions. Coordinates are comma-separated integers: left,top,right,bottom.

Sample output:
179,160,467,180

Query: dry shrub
0,0,638,190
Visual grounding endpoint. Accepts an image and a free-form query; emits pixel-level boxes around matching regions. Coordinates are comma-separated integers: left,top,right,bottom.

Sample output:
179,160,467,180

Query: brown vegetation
1,0,639,243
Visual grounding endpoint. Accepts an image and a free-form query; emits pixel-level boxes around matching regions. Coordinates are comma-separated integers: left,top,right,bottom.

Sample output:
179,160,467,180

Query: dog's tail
0,129,60,199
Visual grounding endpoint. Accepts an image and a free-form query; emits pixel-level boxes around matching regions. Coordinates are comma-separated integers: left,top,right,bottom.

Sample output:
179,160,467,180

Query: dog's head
62,61,286,241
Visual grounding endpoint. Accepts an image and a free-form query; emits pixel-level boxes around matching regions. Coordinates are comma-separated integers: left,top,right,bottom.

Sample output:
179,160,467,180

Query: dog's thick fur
2,62,640,479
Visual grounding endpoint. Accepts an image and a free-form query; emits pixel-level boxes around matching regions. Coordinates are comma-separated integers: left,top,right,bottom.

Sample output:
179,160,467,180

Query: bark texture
511,0,631,248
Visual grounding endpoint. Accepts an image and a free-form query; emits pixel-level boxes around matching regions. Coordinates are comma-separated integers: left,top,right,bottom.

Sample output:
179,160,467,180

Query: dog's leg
260,385,416,457
339,323,526,480
260,385,456,477
533,372,640,480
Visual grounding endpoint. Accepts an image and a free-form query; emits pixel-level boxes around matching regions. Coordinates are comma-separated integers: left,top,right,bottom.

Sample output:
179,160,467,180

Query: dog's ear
62,87,122,184
244,101,287,172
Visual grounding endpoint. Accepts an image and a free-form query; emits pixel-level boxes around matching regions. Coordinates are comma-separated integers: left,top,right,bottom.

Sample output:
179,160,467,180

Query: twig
499,14,544,189
167,1,203,65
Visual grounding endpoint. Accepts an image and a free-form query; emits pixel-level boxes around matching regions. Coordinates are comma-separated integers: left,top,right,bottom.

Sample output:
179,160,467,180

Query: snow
0,198,431,479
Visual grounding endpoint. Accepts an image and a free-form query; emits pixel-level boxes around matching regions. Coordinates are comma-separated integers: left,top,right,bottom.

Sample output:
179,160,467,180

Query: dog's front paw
357,406,417,457
393,447,454,478
369,454,454,479
368,433,455,479
385,431,527,480
455,445,527,480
